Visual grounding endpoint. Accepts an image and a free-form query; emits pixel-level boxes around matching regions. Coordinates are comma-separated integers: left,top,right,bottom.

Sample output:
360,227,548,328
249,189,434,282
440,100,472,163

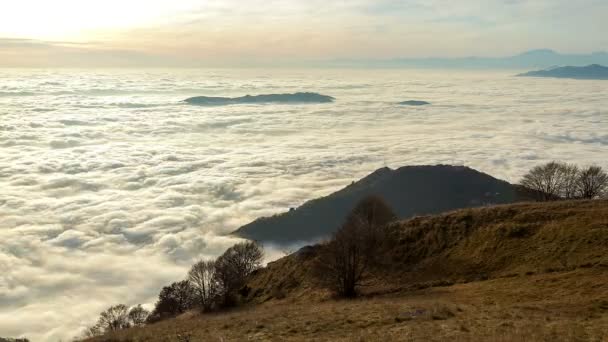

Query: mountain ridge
234,165,534,244
517,64,608,80
324,49,608,69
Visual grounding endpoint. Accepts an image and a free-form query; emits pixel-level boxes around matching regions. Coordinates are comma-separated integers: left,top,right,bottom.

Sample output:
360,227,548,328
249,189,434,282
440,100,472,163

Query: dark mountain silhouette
185,92,334,106
399,100,430,106
234,165,534,244
517,64,608,80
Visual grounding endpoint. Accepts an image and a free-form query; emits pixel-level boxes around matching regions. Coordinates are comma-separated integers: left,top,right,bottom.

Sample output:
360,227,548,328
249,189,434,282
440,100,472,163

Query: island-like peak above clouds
234,165,536,245
517,64,608,80
185,92,335,106
398,100,431,106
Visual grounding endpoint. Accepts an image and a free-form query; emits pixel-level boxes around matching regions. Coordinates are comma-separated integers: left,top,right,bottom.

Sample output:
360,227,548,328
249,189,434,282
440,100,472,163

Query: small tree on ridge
188,260,218,312
315,196,397,298
214,241,264,306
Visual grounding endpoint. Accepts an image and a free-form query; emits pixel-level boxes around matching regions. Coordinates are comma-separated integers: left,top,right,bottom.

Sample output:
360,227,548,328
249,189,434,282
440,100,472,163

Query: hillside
89,200,608,341
234,165,534,244
245,199,608,302
517,64,608,80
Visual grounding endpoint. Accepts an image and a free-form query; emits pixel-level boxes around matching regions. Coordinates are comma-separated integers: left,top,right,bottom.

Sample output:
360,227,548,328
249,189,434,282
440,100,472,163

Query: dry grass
87,200,608,341
88,268,608,341
245,200,608,301
384,199,608,282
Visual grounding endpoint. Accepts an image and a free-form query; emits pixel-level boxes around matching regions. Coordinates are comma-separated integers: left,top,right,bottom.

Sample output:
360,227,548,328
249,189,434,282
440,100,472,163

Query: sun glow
0,0,200,40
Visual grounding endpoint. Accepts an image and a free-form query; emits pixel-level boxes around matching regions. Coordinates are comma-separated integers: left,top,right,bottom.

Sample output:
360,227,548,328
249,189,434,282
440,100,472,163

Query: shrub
271,287,287,300
148,281,197,322
128,304,149,326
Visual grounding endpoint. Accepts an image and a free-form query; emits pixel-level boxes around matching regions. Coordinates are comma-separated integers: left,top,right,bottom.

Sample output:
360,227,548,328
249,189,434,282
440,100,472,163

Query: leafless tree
83,304,147,338
128,304,149,326
96,304,130,332
188,260,218,311
559,163,580,199
315,196,396,298
520,162,570,201
577,166,608,199
214,241,263,306
521,162,608,201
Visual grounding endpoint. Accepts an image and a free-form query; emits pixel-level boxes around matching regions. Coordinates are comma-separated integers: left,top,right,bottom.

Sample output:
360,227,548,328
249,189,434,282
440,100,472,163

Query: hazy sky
0,0,607,66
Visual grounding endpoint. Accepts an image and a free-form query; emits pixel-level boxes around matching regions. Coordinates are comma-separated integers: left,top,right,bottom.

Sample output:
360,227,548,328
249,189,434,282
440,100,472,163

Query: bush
128,304,149,326
148,281,197,322
271,287,287,300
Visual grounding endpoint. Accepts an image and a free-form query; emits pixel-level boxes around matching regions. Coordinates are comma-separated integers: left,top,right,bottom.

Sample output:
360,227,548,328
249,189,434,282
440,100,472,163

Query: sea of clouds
0,68,606,341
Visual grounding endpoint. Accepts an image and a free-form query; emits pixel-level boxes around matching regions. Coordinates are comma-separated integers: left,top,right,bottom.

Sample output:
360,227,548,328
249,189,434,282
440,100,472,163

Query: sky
0,0,607,67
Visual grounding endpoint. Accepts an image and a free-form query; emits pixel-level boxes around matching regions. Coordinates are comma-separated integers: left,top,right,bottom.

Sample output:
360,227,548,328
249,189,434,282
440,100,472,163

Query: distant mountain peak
517,64,608,80
519,49,558,56
234,165,532,245
327,49,608,69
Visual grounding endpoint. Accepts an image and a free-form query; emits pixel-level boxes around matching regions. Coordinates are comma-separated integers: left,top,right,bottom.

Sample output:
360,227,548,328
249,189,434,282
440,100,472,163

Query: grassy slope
90,200,608,341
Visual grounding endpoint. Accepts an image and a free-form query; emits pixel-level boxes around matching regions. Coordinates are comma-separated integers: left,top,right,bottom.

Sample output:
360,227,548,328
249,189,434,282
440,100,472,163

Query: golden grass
89,268,608,341
88,200,608,341
245,200,608,302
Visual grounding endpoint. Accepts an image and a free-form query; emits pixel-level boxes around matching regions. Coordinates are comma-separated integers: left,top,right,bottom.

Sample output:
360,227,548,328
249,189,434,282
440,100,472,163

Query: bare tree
559,163,580,199
128,304,149,326
83,304,147,338
520,162,569,201
315,196,396,298
96,304,130,332
214,241,263,306
347,196,398,260
577,166,608,199
188,260,218,311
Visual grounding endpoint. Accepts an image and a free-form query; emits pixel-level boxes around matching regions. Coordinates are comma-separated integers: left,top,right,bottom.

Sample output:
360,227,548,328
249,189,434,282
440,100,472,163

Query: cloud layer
0,68,607,340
